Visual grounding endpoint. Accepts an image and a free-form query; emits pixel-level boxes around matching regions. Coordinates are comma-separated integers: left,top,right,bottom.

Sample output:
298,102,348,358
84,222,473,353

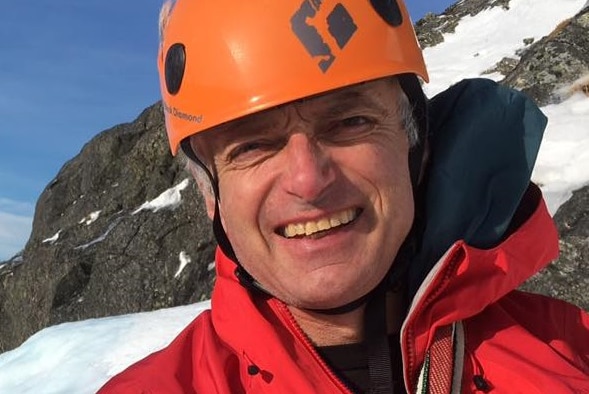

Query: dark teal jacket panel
410,79,548,295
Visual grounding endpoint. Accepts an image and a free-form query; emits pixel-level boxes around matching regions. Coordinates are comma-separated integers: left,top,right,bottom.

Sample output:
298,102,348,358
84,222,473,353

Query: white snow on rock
74,217,124,250
41,230,61,245
174,251,192,278
423,0,587,97
133,178,190,215
78,210,102,226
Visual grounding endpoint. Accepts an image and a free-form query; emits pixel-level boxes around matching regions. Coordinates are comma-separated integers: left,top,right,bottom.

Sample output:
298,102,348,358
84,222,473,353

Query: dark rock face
521,186,589,311
482,57,520,77
0,104,216,353
501,7,589,106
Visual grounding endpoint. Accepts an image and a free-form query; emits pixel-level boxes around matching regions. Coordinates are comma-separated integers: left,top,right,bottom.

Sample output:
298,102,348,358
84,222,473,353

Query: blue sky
0,0,454,260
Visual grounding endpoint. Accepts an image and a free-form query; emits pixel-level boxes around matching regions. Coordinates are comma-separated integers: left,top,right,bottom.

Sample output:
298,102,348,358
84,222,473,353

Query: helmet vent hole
165,43,186,95
370,0,403,27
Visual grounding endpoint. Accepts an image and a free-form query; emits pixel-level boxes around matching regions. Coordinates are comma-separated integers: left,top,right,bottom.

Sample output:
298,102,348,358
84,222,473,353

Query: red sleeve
503,290,589,374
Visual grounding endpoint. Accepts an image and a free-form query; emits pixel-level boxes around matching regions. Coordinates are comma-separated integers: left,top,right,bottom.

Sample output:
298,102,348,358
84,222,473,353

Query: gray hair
186,157,215,200
398,89,420,148
159,1,175,45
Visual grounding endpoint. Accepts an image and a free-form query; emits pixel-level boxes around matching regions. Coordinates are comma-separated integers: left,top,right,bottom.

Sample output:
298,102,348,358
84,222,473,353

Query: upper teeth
282,209,357,238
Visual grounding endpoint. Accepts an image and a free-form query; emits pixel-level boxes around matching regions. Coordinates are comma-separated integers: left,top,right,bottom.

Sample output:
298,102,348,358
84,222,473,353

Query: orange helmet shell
158,0,428,155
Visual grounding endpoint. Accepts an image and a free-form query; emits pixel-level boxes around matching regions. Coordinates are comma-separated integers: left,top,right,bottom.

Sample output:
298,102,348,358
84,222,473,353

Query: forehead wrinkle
297,88,392,121
209,108,286,147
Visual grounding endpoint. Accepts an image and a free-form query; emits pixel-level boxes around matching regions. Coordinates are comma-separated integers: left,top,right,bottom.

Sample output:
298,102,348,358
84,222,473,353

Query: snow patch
133,179,190,215
75,217,124,250
555,73,589,101
174,251,192,278
79,210,102,226
42,230,61,245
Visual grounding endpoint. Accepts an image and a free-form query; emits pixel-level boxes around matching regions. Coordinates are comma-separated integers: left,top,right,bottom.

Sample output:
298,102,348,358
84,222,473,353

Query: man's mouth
279,208,360,238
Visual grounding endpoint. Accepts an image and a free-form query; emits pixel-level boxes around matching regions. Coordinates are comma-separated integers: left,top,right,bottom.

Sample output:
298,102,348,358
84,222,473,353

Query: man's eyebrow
210,111,279,146
310,90,389,118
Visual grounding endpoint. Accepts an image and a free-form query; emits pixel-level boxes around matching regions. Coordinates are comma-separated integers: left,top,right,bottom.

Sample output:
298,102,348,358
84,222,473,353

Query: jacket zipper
273,300,354,393
403,244,465,393
465,340,491,392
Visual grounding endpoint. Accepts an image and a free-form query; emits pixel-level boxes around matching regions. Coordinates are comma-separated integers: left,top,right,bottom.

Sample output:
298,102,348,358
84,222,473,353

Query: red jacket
99,187,589,393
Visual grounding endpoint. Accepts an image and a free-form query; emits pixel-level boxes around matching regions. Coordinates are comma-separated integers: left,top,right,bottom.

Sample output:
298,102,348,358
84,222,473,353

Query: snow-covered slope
0,302,210,393
421,0,589,214
1,0,588,392
423,0,585,95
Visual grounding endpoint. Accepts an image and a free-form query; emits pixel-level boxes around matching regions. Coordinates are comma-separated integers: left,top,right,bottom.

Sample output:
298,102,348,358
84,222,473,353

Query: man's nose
281,133,336,202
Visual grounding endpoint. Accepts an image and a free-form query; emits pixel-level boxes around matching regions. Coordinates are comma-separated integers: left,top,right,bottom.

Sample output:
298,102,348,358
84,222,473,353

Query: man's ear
198,181,216,221
188,161,216,220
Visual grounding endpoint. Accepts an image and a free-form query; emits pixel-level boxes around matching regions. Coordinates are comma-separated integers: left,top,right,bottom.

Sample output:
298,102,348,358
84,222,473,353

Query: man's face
193,78,414,309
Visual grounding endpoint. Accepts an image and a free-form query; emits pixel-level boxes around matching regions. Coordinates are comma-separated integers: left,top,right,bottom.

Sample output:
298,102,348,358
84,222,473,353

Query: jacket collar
401,184,559,391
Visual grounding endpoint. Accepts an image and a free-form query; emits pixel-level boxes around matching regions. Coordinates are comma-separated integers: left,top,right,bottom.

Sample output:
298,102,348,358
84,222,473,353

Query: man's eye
335,116,376,133
228,142,262,159
341,116,371,128
226,140,279,164
236,142,262,154
320,116,376,145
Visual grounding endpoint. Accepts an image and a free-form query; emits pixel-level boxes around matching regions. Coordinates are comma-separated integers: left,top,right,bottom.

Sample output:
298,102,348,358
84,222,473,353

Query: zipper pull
473,375,491,392
247,365,260,376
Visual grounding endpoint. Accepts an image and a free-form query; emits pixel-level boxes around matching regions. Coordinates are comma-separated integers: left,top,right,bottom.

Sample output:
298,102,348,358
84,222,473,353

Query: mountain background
1,0,588,359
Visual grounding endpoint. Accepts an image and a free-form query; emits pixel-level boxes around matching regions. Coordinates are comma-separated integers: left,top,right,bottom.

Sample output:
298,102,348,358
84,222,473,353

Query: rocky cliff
0,104,216,352
1,0,588,353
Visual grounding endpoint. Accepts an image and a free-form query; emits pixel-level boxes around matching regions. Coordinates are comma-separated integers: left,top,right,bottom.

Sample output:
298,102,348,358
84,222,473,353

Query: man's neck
288,291,405,347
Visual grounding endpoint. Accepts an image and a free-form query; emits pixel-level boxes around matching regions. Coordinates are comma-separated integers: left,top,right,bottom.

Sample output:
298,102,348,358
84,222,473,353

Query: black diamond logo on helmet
291,2,358,73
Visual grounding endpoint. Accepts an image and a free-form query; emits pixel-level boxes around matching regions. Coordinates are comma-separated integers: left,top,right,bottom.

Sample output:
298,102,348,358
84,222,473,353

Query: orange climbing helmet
158,0,429,155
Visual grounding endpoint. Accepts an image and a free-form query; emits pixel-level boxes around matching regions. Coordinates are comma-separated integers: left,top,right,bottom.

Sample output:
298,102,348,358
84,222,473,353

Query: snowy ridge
423,0,586,96
133,178,190,215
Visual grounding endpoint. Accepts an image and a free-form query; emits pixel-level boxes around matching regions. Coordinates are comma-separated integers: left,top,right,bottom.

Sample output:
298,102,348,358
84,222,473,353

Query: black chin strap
365,282,395,393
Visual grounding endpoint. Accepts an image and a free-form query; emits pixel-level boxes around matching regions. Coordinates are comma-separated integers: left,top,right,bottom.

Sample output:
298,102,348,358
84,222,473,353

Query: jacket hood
408,78,549,297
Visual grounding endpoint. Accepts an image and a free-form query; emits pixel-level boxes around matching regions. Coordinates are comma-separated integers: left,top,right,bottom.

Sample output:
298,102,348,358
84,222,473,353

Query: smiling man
195,79,414,313
99,1,589,393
